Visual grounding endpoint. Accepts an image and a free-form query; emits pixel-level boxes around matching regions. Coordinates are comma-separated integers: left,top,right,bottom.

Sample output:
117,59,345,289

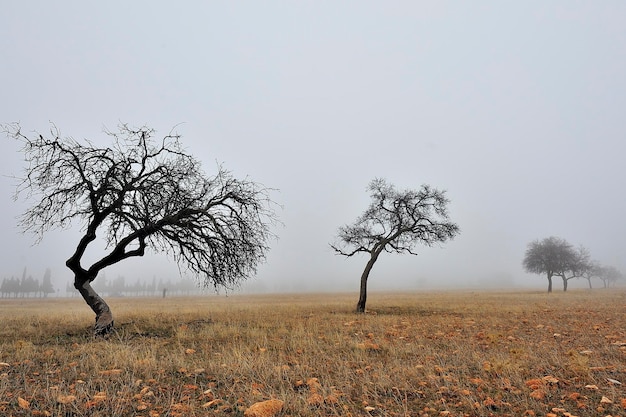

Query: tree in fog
596,265,623,288
554,245,591,291
41,268,55,297
580,261,601,289
331,178,459,312
5,123,277,336
523,237,590,292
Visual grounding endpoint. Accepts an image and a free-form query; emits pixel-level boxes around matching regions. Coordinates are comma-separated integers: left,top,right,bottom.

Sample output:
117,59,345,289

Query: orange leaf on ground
530,390,546,400
18,397,30,409
307,393,324,406
567,392,581,400
542,375,559,384
99,369,122,376
525,379,543,390
93,391,107,402
243,399,284,417
57,395,77,404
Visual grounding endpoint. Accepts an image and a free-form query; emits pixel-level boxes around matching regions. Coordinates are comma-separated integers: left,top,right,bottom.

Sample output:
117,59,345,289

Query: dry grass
1,290,625,416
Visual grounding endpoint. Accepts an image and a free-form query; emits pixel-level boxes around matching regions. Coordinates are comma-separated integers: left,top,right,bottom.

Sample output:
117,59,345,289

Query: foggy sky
1,2,625,293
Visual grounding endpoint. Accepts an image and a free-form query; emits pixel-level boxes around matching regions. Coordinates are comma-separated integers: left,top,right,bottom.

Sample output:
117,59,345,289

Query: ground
0,289,625,416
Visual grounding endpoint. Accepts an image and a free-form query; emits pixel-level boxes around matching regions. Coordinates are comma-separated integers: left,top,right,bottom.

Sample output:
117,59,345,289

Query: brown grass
1,290,625,416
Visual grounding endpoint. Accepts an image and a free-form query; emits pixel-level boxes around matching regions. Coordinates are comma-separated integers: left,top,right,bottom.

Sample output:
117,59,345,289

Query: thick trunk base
75,278,114,337
95,311,115,337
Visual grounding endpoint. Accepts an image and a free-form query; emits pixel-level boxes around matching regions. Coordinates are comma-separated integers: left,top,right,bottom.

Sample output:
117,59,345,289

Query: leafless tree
5,123,277,336
595,265,623,288
523,237,591,292
331,178,459,312
581,261,602,289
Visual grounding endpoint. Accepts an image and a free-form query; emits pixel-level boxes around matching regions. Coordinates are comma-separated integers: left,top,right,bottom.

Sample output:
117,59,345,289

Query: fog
1,2,625,295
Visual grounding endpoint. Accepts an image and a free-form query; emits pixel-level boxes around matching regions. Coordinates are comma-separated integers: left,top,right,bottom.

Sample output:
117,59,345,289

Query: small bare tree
5,123,277,336
596,265,623,288
331,178,459,312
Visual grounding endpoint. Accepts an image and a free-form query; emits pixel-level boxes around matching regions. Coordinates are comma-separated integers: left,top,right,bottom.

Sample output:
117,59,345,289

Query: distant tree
522,237,590,292
8,277,19,298
581,261,601,289
41,268,55,297
331,178,459,312
0,278,8,298
554,245,592,292
596,265,623,288
22,275,40,297
6,123,277,336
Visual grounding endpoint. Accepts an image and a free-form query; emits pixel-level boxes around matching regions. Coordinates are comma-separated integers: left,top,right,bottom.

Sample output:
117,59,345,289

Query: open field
1,290,625,417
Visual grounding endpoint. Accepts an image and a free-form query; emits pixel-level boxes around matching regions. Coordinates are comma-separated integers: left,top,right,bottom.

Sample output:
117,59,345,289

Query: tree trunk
74,275,114,337
547,273,553,293
562,277,568,292
586,278,593,289
356,253,379,313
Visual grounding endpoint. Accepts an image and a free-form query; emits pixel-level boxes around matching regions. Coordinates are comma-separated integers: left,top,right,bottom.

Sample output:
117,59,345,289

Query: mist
1,2,625,296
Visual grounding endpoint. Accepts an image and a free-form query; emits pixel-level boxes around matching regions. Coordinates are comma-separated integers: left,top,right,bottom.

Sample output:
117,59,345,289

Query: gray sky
1,2,625,293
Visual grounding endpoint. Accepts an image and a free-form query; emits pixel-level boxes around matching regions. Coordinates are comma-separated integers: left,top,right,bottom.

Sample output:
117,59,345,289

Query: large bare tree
331,178,459,312
5,123,277,336
522,237,590,292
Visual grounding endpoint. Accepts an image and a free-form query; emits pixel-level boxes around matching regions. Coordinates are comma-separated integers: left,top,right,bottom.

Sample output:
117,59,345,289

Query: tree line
0,268,55,298
67,275,206,298
523,236,622,292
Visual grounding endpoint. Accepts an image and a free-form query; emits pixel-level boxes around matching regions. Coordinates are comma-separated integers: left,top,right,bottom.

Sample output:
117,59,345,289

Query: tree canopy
6,123,277,335
331,178,459,312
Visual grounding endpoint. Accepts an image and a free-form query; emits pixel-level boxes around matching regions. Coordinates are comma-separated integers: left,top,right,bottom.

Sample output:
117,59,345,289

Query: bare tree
522,237,590,292
581,261,602,289
554,245,592,291
5,123,277,336
596,265,623,288
331,178,459,312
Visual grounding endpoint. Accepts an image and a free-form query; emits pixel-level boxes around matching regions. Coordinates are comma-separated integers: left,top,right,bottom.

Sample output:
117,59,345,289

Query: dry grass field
0,289,625,417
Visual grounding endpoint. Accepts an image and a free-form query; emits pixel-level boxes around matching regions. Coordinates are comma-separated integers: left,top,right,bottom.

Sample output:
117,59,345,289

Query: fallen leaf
93,392,107,402
243,399,284,417
99,369,122,376
567,392,581,400
530,389,546,400
18,397,30,410
306,377,322,391
542,375,559,385
600,396,613,404
607,378,622,385
57,395,77,404
307,393,324,406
